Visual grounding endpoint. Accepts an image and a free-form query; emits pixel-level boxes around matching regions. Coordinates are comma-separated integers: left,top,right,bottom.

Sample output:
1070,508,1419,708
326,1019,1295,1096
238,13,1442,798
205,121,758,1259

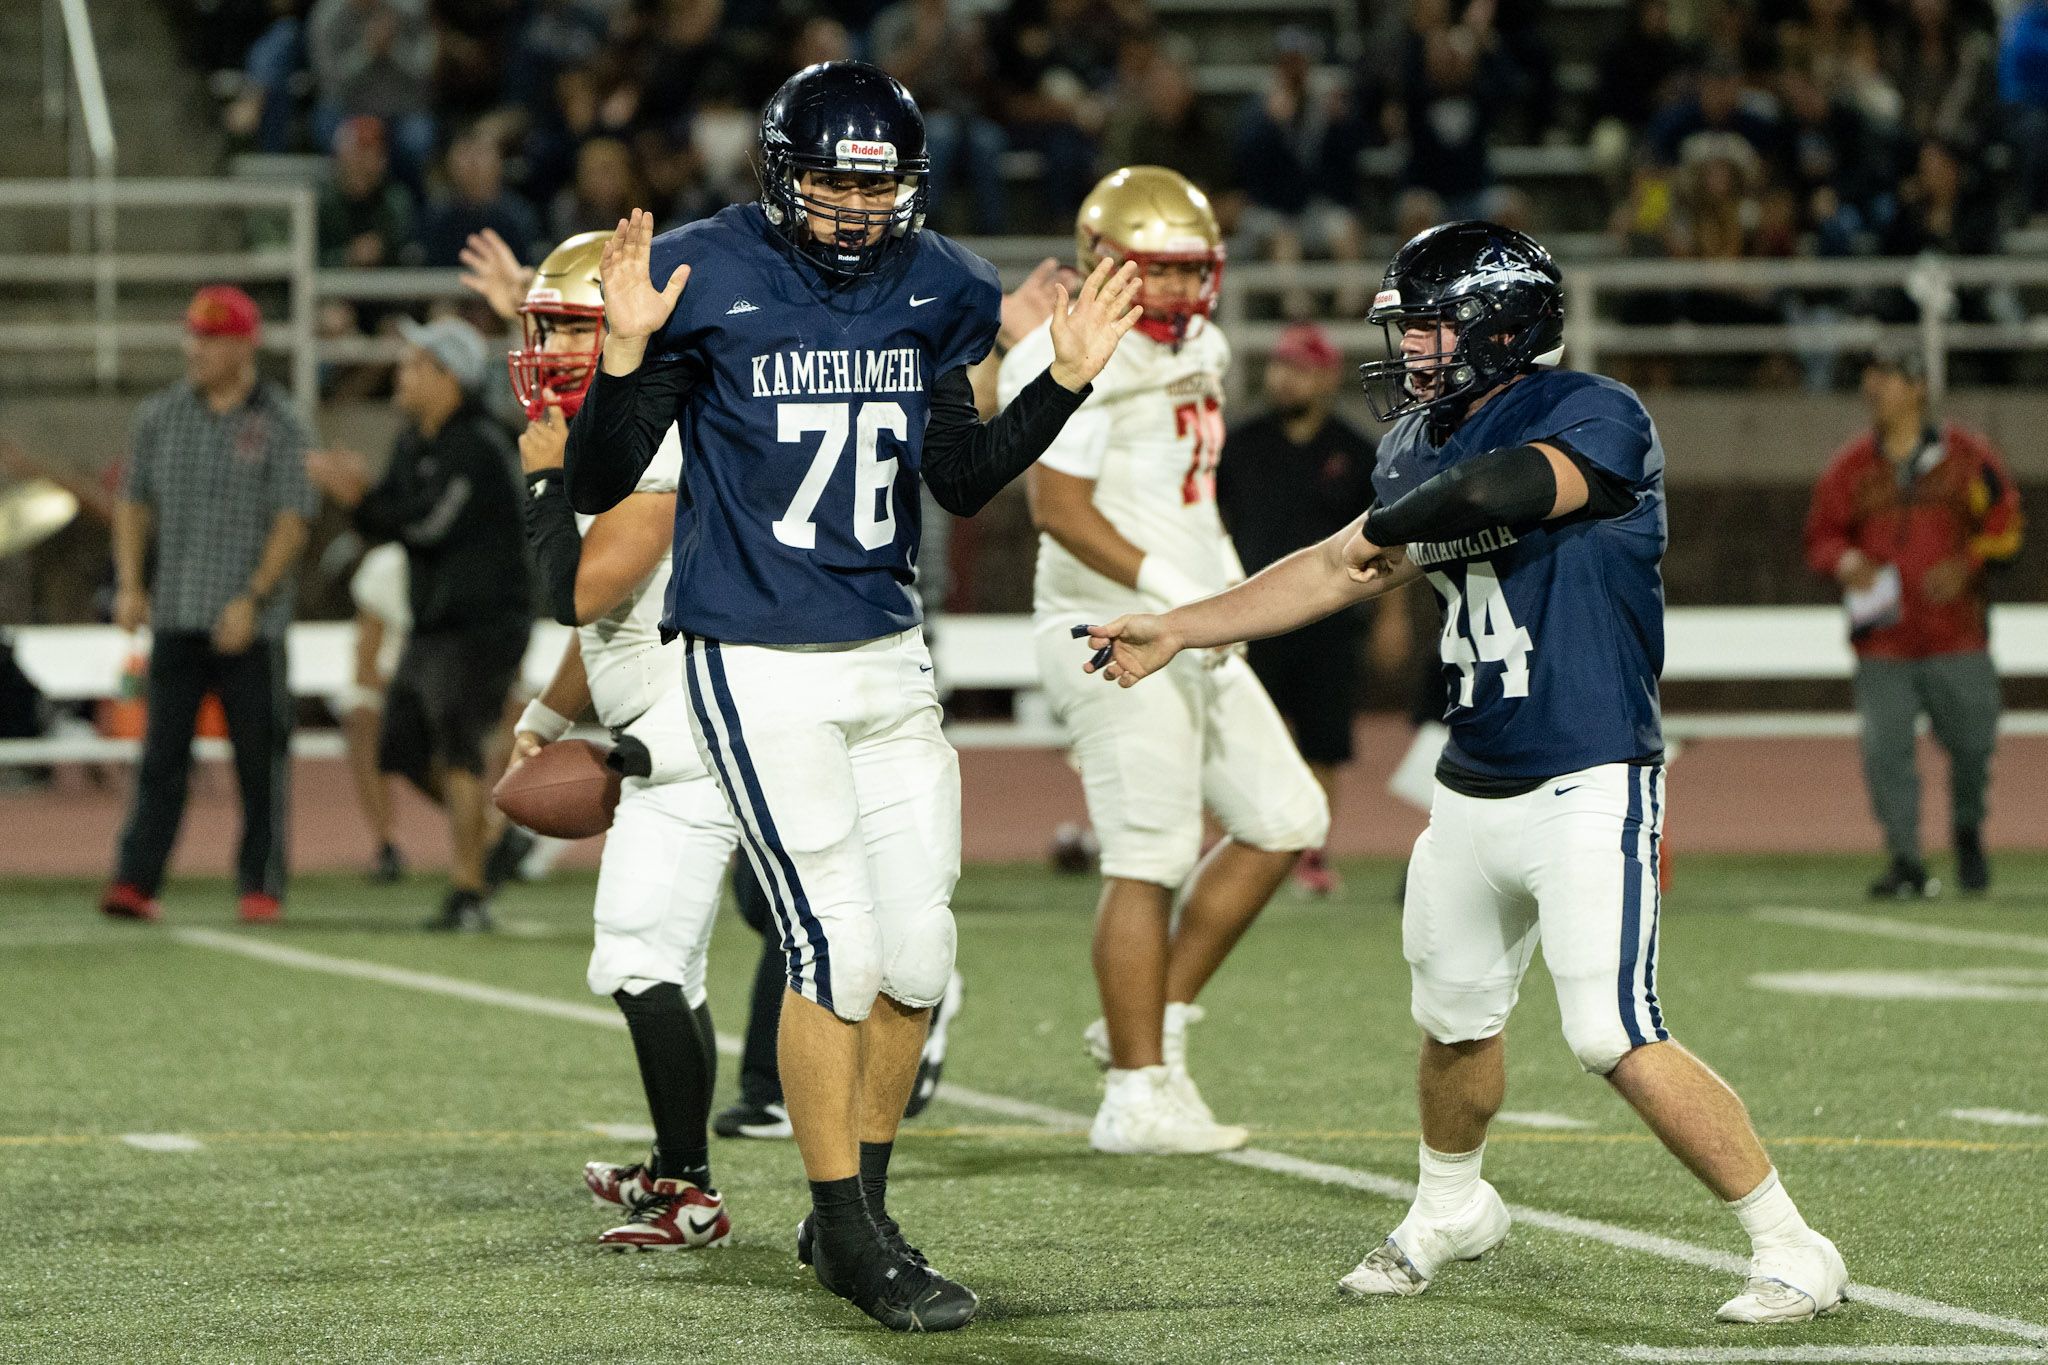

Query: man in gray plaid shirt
101,286,316,924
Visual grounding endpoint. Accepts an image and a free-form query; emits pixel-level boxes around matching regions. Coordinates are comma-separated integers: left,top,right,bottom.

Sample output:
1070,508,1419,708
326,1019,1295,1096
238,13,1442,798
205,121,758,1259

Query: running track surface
4,720,2042,877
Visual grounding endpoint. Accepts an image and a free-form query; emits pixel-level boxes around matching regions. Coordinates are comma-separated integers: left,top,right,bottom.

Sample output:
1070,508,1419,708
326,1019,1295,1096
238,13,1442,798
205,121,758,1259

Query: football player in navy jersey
563,62,1142,1332
1080,223,1849,1325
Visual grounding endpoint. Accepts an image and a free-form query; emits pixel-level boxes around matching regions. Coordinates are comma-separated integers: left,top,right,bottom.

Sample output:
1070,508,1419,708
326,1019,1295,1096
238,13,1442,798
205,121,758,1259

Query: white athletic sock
1412,1141,1485,1222
1162,1002,1194,1070
1727,1168,1811,1255
1104,1065,1166,1104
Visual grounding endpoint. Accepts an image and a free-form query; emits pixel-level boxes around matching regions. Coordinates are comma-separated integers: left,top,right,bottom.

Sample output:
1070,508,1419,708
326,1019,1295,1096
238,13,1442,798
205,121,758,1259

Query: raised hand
458,228,535,321
1074,615,1183,688
1047,258,1144,392
598,209,689,345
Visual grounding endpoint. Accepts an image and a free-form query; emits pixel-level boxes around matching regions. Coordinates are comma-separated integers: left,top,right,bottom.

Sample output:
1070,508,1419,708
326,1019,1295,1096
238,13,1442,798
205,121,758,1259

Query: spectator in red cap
102,286,317,925
1217,323,1404,896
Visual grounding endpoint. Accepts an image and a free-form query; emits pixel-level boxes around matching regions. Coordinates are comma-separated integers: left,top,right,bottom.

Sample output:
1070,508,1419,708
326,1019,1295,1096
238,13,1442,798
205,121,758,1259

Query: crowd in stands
175,0,2048,295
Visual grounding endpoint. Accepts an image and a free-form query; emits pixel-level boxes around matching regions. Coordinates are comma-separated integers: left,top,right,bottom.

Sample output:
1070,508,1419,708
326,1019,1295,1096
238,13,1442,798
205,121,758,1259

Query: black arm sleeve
1362,443,1636,546
564,360,694,515
921,365,1092,518
523,468,583,627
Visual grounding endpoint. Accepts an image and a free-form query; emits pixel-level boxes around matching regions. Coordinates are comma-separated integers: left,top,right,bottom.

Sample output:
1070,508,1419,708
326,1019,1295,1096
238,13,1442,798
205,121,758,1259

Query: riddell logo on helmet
525,288,562,305
834,139,897,167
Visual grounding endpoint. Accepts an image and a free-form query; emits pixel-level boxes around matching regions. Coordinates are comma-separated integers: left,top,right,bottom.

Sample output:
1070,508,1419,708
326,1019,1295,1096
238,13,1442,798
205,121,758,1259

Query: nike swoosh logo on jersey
726,299,759,315
909,295,936,307
919,664,933,672
1553,784,1581,796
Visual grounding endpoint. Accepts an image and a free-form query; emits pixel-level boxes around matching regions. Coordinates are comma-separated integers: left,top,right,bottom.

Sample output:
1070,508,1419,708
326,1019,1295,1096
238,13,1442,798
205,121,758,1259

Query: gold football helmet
510,230,608,420
1075,166,1226,344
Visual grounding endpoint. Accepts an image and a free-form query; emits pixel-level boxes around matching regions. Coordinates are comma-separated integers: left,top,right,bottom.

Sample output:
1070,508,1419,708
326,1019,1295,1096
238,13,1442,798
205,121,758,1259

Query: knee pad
1096,826,1203,889
1409,969,1516,1046
1560,1012,1634,1076
1237,786,1331,856
879,902,958,1011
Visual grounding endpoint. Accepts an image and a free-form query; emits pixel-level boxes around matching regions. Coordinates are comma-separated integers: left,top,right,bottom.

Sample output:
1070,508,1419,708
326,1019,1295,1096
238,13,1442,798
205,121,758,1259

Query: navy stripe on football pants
682,634,834,1013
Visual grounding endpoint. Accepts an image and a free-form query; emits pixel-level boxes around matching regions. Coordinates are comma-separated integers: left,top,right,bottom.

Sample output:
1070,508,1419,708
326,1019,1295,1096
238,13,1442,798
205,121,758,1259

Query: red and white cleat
582,1160,657,1210
598,1179,731,1251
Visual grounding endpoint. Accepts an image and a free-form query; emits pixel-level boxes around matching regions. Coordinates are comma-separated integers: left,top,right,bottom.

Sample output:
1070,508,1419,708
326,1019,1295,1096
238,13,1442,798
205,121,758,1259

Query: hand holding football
492,739,622,839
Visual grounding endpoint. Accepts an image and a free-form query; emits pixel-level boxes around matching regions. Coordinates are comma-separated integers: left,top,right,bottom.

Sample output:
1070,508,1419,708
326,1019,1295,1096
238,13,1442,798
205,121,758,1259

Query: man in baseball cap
185,284,264,339
306,309,534,930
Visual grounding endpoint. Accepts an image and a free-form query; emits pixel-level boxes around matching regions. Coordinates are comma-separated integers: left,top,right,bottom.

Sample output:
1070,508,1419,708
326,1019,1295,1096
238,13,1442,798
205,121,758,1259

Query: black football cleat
811,1234,975,1333
422,888,495,932
1868,856,1938,900
712,1100,791,1139
797,1211,928,1270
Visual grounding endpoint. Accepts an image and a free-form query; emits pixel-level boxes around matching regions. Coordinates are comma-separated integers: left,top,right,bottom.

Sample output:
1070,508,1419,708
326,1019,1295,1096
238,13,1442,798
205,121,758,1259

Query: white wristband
517,699,573,743
1135,555,1211,610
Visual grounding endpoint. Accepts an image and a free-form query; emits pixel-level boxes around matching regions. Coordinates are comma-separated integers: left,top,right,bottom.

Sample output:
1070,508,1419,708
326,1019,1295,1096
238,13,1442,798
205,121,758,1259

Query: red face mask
1093,239,1227,346
509,301,606,420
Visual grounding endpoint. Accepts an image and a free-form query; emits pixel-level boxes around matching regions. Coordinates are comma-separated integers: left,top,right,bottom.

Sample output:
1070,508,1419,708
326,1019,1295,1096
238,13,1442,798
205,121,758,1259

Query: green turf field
1,855,2044,1364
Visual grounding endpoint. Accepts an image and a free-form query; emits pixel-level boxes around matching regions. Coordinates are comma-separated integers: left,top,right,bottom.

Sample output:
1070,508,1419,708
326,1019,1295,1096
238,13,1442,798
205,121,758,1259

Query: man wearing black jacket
308,317,533,930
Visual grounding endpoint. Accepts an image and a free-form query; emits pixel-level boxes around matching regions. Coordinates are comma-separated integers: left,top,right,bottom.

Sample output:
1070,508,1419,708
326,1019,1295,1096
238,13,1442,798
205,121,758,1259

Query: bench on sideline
4,606,2045,762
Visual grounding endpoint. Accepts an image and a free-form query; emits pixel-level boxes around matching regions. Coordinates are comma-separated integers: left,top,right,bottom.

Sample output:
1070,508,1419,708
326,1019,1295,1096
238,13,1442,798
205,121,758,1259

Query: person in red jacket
1804,352,2024,897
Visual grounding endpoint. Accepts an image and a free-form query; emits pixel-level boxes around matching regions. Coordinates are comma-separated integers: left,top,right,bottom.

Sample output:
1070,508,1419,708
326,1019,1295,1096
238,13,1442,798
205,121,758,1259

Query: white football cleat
1716,1233,1849,1323
1089,1066,1248,1155
1339,1180,1511,1297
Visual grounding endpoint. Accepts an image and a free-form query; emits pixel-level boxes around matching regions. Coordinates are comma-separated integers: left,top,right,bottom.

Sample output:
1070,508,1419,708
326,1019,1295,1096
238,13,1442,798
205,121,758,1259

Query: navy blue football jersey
1373,369,1668,779
643,204,1001,645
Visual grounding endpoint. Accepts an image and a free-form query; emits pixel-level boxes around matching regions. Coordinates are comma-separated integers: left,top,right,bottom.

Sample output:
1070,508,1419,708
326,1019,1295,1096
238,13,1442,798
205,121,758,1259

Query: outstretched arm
1082,511,1420,686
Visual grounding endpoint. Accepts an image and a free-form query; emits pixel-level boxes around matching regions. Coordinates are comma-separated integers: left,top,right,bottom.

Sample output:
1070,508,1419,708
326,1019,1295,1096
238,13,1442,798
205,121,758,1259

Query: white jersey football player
1000,167,1328,1156
487,232,742,1253
1082,221,1846,1324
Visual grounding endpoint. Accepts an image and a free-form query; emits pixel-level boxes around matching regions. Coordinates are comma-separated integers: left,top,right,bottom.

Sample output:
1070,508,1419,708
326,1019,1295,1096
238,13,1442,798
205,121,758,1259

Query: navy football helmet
1358,221,1565,431
758,61,932,281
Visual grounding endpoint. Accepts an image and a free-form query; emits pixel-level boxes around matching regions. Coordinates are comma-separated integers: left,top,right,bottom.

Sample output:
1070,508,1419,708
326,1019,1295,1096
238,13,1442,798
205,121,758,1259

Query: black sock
859,1140,893,1225
809,1175,878,1266
613,984,715,1190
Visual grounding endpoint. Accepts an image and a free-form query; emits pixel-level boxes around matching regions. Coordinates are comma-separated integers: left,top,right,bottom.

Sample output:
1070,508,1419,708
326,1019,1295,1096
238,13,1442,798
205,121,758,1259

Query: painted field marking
583,1122,656,1141
1613,1350,2048,1358
120,1133,203,1152
1750,969,2048,1003
1615,1349,2048,1363
1498,1110,1596,1129
171,929,2048,1346
1948,1110,2048,1128
1753,909,2048,957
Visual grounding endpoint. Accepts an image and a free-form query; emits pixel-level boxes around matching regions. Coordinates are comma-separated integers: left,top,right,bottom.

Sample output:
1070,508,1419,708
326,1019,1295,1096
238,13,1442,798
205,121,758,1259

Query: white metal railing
44,0,119,386
0,180,319,414
10,185,2048,416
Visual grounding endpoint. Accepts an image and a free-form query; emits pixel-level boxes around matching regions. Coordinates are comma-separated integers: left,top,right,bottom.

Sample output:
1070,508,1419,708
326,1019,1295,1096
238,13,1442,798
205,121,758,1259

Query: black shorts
1246,617,1363,766
379,628,526,785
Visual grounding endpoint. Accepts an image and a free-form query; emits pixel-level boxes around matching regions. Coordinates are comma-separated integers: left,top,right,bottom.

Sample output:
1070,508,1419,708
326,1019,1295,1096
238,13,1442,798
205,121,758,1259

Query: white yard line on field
1753,909,2048,957
1615,1349,2048,1363
173,928,2048,1345
1497,1111,1596,1129
120,1133,203,1151
1947,1110,2048,1128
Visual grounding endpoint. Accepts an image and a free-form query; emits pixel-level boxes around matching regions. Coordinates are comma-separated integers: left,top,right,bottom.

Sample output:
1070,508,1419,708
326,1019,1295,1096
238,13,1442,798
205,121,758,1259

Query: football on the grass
492,739,621,839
